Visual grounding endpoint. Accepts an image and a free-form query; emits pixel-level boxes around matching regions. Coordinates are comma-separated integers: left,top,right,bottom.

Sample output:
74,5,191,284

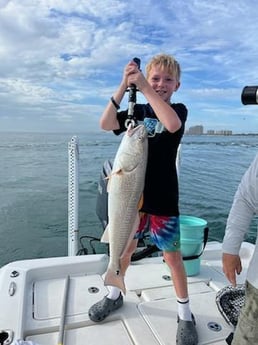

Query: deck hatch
32,274,106,320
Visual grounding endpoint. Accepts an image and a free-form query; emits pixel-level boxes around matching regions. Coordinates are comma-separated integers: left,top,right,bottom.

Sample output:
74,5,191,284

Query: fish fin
138,194,144,210
104,269,126,295
101,225,109,243
109,168,123,176
112,169,123,176
106,169,123,193
106,176,111,193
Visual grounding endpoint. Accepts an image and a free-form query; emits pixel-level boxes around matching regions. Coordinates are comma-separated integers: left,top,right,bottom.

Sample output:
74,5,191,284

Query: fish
101,124,148,294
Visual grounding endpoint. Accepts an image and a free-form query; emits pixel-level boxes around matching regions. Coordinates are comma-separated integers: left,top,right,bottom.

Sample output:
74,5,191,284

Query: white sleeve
222,153,258,255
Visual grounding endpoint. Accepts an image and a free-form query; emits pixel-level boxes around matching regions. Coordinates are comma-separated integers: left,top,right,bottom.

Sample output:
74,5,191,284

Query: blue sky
1,0,258,133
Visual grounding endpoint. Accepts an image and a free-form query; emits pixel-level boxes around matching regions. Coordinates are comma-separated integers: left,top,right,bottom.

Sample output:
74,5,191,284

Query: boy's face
147,66,180,103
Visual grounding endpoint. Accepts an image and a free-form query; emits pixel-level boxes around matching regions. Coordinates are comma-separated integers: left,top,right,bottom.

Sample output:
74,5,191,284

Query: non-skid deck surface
1,246,251,344
26,274,161,345
25,264,233,344
138,291,232,345
28,321,135,345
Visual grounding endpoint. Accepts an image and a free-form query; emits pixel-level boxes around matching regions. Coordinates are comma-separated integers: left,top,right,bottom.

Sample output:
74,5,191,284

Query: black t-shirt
114,103,187,216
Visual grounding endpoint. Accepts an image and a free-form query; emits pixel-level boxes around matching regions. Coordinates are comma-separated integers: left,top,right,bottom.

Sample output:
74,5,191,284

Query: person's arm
222,153,258,285
99,82,127,131
140,82,181,133
127,70,181,133
100,60,139,131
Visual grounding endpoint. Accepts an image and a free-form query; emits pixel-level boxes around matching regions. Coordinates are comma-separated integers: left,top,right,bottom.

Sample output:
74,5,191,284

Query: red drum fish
102,124,148,294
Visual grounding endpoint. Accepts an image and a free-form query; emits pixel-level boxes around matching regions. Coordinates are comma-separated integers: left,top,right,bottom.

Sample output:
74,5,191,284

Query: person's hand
121,60,139,88
222,253,242,287
122,60,148,91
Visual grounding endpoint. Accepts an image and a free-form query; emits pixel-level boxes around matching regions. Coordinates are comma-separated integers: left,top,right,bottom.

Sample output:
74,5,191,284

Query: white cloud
0,0,258,132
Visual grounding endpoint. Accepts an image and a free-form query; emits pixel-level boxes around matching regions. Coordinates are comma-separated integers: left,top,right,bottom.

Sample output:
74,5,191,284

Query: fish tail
104,269,126,295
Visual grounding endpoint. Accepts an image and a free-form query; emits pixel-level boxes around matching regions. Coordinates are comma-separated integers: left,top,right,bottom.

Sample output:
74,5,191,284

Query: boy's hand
121,60,140,89
126,61,149,91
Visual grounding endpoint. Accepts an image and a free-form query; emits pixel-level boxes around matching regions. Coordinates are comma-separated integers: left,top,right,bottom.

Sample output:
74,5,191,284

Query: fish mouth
127,124,147,139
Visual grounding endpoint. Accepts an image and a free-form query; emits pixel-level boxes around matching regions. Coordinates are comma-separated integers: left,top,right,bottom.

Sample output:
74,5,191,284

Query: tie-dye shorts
134,213,181,252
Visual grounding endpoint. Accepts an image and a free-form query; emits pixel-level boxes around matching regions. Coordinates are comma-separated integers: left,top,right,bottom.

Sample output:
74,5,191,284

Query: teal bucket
180,215,208,276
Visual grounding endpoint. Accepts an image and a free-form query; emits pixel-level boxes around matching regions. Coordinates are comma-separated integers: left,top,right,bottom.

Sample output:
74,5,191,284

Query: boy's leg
163,250,198,345
149,215,198,345
163,251,191,319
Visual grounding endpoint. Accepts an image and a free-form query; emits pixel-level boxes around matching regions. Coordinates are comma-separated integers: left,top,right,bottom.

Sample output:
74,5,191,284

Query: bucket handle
183,227,209,261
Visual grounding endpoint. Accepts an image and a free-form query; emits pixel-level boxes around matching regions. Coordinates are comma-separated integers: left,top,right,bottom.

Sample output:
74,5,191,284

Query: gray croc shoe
176,314,198,345
88,293,123,322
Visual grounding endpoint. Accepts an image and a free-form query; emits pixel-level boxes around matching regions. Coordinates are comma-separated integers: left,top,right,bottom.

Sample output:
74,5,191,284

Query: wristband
110,96,120,110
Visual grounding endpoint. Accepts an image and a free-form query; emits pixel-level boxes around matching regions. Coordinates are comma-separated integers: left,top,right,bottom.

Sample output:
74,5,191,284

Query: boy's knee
163,250,182,266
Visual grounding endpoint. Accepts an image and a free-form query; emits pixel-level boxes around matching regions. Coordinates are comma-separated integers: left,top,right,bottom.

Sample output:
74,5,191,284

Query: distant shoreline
185,133,258,136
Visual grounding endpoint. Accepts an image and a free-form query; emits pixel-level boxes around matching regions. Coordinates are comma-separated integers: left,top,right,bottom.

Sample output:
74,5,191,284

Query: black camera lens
241,86,258,105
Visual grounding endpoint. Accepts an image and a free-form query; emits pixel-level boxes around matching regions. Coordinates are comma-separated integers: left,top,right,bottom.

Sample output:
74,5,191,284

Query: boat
0,136,253,345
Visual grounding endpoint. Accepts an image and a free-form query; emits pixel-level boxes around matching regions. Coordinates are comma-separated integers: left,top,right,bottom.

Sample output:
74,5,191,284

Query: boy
89,54,198,345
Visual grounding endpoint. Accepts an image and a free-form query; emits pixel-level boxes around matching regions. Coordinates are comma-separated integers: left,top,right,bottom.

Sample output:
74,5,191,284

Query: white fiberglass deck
0,242,253,345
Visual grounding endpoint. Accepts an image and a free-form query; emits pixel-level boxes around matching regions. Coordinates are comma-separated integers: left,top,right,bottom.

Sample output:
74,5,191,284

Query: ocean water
0,132,257,267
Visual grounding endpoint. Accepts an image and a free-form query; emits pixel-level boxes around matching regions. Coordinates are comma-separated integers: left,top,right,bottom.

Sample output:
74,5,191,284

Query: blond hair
146,54,181,81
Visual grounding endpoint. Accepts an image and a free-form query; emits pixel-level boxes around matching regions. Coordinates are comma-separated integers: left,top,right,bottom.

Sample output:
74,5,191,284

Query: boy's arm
128,70,181,133
141,83,182,133
100,60,140,131
99,81,127,131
